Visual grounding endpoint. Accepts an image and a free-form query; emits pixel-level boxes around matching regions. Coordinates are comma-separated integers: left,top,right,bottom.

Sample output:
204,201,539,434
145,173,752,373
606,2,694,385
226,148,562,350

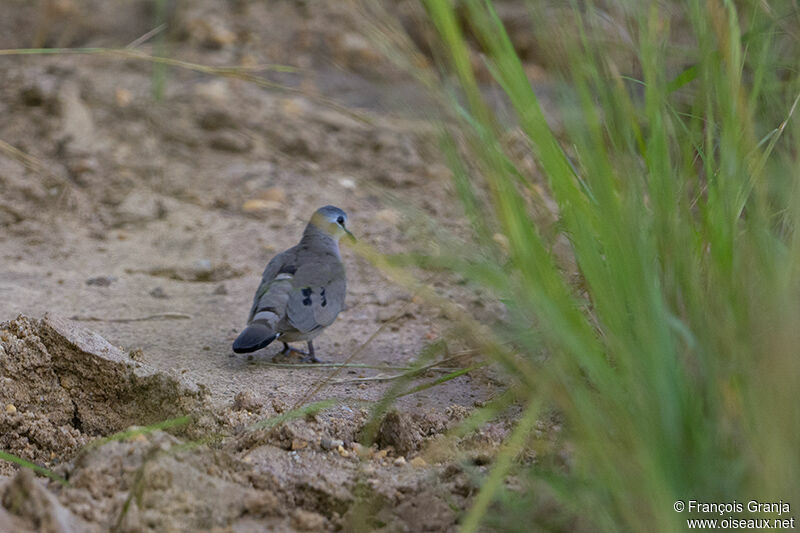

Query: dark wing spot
320,287,327,307
302,287,313,306
278,264,297,275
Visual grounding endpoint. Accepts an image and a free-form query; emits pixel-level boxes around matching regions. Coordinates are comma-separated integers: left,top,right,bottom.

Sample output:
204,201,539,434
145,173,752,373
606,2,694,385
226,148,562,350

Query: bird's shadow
227,345,328,367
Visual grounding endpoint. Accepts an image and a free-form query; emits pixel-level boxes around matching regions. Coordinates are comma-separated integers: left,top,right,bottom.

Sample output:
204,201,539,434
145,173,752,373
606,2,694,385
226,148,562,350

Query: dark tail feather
232,323,277,353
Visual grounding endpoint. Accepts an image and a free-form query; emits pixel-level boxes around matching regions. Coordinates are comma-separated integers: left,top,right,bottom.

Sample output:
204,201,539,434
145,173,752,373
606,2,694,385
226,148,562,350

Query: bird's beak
344,226,356,242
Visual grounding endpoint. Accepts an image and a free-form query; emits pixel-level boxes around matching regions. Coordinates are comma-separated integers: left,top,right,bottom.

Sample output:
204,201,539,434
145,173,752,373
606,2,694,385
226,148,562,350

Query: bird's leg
281,342,307,355
280,340,324,363
299,340,323,364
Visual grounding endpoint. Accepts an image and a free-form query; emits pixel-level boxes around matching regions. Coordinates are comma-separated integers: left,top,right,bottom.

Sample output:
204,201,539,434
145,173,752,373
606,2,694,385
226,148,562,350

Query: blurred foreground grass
366,0,800,531
2,1,798,531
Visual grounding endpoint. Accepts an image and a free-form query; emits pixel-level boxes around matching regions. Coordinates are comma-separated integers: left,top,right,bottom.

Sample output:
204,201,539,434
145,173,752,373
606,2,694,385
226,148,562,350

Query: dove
232,205,354,362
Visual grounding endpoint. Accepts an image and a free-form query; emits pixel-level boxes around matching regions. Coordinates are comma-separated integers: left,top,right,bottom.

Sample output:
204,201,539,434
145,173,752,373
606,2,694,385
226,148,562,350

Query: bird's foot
299,354,326,364
280,343,326,363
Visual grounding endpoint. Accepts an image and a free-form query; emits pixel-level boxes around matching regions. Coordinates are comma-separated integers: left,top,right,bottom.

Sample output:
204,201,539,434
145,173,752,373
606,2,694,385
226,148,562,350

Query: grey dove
232,205,354,362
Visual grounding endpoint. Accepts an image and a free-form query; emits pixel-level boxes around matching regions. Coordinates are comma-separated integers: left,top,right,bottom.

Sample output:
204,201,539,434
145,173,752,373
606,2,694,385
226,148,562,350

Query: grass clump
367,0,800,530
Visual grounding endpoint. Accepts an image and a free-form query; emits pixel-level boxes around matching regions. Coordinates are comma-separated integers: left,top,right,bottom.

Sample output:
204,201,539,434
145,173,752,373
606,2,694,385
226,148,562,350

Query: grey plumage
232,205,353,361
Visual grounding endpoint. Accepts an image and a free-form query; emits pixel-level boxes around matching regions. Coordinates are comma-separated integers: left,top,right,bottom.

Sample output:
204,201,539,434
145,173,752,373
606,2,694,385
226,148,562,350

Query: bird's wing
247,247,298,324
285,259,346,333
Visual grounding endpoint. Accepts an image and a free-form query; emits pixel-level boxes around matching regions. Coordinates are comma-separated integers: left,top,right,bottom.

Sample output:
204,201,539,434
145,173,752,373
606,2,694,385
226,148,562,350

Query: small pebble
86,275,116,287
149,287,169,299
213,284,228,295
5,404,16,414
410,456,427,467
337,445,350,458
233,391,262,412
393,456,407,467
321,438,343,451
338,177,356,189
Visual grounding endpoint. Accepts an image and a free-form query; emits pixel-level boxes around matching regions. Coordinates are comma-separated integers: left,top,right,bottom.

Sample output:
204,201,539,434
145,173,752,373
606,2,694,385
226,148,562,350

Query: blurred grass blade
0,450,69,487
461,402,540,533
83,415,192,451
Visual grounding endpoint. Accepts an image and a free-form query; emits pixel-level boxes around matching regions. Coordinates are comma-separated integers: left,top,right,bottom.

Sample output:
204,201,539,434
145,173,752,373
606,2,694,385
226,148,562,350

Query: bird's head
309,205,355,242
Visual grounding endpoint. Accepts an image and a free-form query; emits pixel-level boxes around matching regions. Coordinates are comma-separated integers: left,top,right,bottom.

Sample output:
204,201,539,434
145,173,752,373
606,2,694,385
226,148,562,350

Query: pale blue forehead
317,205,347,221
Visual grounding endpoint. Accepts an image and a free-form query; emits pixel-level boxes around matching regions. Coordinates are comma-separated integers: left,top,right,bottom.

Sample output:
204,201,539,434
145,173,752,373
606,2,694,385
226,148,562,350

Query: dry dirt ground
0,1,526,531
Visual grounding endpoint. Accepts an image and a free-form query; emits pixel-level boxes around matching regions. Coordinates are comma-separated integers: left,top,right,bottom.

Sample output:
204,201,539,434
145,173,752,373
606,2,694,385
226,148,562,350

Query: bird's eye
336,216,345,225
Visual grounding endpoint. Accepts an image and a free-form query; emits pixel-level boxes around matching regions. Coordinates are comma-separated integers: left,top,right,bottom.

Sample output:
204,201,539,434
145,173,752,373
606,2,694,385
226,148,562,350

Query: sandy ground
0,1,527,531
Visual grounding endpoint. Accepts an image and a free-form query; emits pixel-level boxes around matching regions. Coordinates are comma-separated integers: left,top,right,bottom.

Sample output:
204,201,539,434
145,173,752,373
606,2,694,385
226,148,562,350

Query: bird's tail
232,323,278,353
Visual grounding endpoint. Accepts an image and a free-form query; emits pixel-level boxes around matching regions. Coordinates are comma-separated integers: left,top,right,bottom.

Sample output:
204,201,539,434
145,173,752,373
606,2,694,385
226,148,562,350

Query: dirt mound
0,315,497,531
0,315,207,476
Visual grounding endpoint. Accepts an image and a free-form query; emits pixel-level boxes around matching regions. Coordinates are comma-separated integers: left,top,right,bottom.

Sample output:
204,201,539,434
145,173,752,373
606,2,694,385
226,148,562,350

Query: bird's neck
301,224,342,258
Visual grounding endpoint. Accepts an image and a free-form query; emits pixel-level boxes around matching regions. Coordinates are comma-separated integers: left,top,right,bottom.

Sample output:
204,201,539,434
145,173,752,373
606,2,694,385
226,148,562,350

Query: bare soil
0,1,522,531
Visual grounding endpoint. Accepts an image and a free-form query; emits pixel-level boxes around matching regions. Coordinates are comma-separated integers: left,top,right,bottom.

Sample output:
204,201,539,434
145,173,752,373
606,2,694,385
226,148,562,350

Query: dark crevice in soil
70,399,84,433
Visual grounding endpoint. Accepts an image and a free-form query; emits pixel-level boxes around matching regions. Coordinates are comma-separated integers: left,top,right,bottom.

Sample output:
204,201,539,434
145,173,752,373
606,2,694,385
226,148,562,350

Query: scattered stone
271,398,287,414
115,87,132,107
337,445,350,458
213,284,228,295
86,276,116,287
375,449,390,460
128,348,144,362
197,108,236,131
134,263,243,282
194,259,212,275
376,308,396,323
115,189,166,225
377,410,422,457
243,490,279,517
291,508,327,531
393,456,407,467
291,439,308,451
256,187,286,204
185,15,237,49
331,32,384,76
4,404,15,414
59,80,96,154
149,287,169,299
320,438,343,451
373,290,394,306
193,79,231,103
410,456,427,467
338,177,356,189
350,442,368,457
276,133,315,159
233,391,262,412
19,83,47,107
209,131,252,153
242,199,282,213
67,156,99,178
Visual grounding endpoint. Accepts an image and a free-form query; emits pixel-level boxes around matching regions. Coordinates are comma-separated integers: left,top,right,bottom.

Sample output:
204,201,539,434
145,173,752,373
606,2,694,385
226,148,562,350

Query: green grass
0,450,69,487
368,0,800,531
2,2,797,529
